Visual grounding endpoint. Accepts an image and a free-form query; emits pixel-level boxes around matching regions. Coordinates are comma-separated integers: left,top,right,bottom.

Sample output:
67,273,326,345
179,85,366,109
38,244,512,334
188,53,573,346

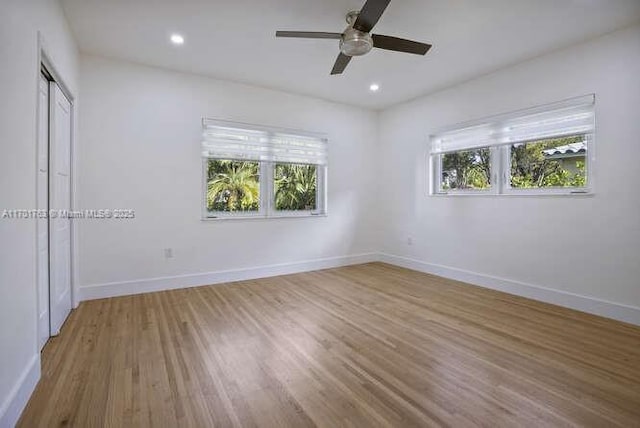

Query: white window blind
431,95,595,154
202,119,328,165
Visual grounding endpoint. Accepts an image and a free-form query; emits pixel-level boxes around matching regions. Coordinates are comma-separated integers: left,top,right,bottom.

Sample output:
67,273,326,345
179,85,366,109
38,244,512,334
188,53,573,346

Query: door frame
36,33,79,348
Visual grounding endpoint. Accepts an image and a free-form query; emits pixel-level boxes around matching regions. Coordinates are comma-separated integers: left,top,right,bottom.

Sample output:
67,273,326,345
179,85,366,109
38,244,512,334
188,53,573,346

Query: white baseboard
78,251,640,326
78,252,379,301
0,354,40,428
379,253,640,326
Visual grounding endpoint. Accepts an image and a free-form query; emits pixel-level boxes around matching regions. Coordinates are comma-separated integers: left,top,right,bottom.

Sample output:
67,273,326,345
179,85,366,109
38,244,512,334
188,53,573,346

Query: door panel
37,75,50,350
49,82,72,336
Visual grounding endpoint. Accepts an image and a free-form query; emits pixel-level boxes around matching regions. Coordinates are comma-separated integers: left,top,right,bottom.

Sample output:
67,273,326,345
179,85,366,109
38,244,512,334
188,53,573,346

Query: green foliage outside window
207,160,260,212
510,136,586,188
440,135,587,191
441,148,491,190
206,160,318,213
275,163,317,211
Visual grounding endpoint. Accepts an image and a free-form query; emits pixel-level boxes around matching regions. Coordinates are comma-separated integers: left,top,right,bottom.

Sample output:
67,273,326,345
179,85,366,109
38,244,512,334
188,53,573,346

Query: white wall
378,25,640,319
0,0,78,426
76,55,379,297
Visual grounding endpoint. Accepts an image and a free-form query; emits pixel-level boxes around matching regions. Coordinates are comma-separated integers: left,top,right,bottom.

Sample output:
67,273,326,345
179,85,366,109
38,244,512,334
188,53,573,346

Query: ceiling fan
275,0,432,75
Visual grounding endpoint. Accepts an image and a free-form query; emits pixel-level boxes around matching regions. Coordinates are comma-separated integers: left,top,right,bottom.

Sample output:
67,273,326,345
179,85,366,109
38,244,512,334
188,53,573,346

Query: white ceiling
61,0,640,110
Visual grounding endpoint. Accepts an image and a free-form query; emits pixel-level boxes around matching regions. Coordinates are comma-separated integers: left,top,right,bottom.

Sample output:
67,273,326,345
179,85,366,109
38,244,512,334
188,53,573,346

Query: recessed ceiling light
369,83,380,92
170,34,184,45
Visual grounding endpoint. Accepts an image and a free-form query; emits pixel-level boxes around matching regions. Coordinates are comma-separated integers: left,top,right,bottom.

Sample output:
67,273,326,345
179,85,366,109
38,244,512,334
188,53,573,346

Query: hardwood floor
19,263,640,427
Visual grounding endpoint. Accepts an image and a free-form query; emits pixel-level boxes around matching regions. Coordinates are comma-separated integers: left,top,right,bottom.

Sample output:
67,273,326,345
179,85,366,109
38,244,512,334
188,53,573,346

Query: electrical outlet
407,237,414,246
163,248,173,259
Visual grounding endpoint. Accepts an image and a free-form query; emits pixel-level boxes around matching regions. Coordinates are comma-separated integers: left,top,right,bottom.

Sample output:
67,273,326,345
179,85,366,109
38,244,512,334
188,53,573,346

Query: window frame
429,95,595,197
202,158,328,220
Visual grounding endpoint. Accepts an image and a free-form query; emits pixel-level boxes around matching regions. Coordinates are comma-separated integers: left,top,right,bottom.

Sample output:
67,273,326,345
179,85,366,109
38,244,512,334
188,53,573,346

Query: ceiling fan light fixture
339,28,373,56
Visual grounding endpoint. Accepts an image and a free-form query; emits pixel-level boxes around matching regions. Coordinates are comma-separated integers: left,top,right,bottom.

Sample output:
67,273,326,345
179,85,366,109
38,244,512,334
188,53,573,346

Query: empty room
2,0,640,426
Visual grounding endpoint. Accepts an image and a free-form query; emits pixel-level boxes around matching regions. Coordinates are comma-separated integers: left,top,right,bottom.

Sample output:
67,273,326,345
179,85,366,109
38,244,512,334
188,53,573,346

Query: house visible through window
431,95,594,195
510,136,587,189
202,119,327,218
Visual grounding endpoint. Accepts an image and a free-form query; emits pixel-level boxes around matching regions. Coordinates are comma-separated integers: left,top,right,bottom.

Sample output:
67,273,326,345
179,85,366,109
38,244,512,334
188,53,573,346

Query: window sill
431,189,593,197
202,213,327,221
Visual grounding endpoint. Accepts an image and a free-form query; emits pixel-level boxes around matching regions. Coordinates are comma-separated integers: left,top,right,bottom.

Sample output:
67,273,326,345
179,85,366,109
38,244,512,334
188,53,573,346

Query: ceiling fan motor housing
275,2,432,74
340,27,373,56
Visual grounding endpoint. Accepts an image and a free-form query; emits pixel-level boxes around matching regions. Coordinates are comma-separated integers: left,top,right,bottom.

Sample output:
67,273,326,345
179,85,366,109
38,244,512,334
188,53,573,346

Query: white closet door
49,82,72,336
37,75,50,349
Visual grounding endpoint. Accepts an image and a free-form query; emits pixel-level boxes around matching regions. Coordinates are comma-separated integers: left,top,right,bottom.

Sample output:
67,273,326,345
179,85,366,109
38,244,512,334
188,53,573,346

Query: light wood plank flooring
19,263,640,427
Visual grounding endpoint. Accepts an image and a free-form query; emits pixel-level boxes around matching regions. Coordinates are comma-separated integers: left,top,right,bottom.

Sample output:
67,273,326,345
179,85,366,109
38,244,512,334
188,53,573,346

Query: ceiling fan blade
275,31,342,39
372,34,432,55
353,0,391,33
330,53,352,75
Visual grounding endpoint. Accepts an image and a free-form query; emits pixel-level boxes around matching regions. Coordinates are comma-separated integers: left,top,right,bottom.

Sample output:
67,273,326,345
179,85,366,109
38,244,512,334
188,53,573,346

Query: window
440,147,492,192
206,160,260,213
509,136,588,190
274,163,318,211
430,95,594,195
202,119,327,218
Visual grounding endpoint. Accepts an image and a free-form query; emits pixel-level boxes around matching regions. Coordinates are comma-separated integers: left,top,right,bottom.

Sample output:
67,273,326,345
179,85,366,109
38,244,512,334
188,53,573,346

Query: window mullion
501,145,511,194
585,133,594,191
268,162,274,216
431,153,443,194
490,146,501,195
259,161,270,217
202,158,209,218
317,165,327,214
262,131,273,217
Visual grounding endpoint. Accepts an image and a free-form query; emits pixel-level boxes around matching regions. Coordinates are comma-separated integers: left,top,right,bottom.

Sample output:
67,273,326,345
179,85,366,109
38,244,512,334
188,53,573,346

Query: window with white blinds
430,95,595,195
202,119,328,218
202,119,328,165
